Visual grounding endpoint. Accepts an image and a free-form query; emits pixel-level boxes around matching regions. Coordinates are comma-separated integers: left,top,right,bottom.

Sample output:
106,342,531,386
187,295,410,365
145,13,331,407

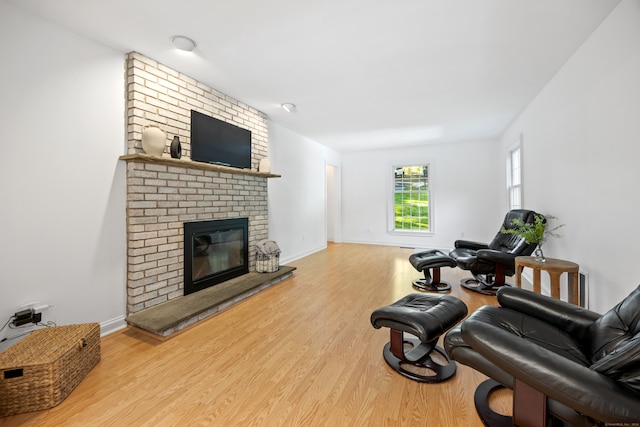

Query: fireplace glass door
184,218,249,295
192,229,244,282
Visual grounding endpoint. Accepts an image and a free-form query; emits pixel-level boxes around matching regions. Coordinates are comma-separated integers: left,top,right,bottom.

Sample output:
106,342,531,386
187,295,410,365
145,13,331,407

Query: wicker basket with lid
0,323,100,417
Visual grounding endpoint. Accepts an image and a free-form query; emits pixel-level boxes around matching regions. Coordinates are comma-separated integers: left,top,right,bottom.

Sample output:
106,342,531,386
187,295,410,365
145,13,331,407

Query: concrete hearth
126,266,295,339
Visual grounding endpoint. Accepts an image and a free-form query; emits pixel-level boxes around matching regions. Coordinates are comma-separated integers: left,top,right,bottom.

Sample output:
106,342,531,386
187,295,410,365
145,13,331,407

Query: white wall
0,1,127,348
340,140,503,250
499,0,640,312
267,122,341,263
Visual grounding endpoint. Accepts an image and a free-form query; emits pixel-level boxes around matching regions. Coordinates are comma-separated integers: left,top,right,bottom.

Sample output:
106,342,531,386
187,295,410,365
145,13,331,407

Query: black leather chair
444,286,640,427
449,209,538,294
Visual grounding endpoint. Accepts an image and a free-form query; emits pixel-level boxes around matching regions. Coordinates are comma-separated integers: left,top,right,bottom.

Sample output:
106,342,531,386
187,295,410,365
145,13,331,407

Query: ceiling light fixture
281,103,296,113
171,35,196,52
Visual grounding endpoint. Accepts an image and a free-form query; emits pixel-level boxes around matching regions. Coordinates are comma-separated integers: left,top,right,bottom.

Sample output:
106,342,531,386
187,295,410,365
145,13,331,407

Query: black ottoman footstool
409,249,457,291
370,293,468,383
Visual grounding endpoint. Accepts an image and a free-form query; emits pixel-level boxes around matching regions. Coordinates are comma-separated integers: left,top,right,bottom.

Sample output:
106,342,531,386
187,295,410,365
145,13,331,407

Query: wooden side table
514,256,580,305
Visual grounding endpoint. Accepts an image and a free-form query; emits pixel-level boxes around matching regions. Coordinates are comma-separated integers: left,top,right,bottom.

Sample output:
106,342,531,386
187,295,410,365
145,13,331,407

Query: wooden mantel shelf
119,153,281,178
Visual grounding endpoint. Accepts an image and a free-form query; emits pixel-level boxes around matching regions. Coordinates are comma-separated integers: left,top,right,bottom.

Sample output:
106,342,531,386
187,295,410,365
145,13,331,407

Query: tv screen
190,110,252,169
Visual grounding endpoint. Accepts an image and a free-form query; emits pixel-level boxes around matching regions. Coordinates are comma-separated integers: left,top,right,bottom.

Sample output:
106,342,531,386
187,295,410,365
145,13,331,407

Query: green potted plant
500,213,564,262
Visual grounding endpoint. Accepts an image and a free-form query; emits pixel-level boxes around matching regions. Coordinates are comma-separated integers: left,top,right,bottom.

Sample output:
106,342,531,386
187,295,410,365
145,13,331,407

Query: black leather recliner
449,209,539,295
444,286,640,427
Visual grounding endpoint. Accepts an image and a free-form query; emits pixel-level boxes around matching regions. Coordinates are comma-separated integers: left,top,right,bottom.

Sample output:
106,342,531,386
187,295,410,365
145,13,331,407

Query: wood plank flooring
0,243,509,426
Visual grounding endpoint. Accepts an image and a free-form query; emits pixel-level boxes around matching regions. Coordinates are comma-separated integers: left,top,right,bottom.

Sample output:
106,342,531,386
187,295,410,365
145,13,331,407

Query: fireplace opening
184,218,249,295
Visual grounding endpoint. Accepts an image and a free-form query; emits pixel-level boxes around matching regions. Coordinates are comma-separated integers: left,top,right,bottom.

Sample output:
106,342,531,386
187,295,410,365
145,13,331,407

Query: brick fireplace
121,52,277,315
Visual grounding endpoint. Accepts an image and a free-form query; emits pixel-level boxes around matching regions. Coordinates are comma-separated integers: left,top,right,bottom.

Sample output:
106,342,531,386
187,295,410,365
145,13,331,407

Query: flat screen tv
190,110,252,169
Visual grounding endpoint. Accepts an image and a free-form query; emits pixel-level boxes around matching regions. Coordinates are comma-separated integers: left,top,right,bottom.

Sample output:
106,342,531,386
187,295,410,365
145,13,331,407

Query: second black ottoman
371,293,468,383
409,249,457,292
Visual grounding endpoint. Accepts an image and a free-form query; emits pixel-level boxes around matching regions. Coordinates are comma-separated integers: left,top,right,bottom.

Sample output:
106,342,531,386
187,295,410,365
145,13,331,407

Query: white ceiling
10,0,621,152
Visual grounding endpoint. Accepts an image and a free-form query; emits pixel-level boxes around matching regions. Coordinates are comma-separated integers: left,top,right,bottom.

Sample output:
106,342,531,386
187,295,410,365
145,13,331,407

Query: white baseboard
100,315,127,337
280,244,327,265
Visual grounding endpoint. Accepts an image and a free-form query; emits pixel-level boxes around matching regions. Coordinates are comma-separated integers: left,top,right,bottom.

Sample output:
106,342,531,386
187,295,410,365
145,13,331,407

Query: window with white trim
507,140,522,210
392,164,431,232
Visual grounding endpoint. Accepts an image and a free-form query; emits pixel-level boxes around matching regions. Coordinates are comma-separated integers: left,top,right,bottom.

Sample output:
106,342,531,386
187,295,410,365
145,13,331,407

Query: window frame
507,136,523,210
388,162,433,235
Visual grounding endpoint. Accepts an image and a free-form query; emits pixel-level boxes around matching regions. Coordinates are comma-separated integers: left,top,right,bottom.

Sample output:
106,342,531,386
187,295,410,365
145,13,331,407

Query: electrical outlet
11,309,41,327
12,302,53,329
32,304,50,314
19,302,51,315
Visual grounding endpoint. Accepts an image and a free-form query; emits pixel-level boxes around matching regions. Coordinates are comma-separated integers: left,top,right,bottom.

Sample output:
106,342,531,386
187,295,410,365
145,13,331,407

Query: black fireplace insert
184,218,249,295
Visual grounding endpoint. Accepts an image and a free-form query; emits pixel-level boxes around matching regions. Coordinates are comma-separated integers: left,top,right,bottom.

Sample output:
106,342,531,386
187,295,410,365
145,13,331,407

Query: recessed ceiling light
171,35,196,52
281,103,296,113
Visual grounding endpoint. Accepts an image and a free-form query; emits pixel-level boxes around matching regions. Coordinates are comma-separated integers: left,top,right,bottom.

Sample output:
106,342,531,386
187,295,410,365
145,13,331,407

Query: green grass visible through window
393,165,430,231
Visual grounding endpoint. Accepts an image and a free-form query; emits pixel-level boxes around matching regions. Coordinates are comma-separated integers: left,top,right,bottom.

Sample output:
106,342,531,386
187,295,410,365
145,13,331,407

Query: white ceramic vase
259,158,271,173
141,125,166,156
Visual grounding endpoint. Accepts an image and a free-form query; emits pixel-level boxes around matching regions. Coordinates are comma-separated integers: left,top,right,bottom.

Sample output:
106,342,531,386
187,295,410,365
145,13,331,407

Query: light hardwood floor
1,243,509,426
